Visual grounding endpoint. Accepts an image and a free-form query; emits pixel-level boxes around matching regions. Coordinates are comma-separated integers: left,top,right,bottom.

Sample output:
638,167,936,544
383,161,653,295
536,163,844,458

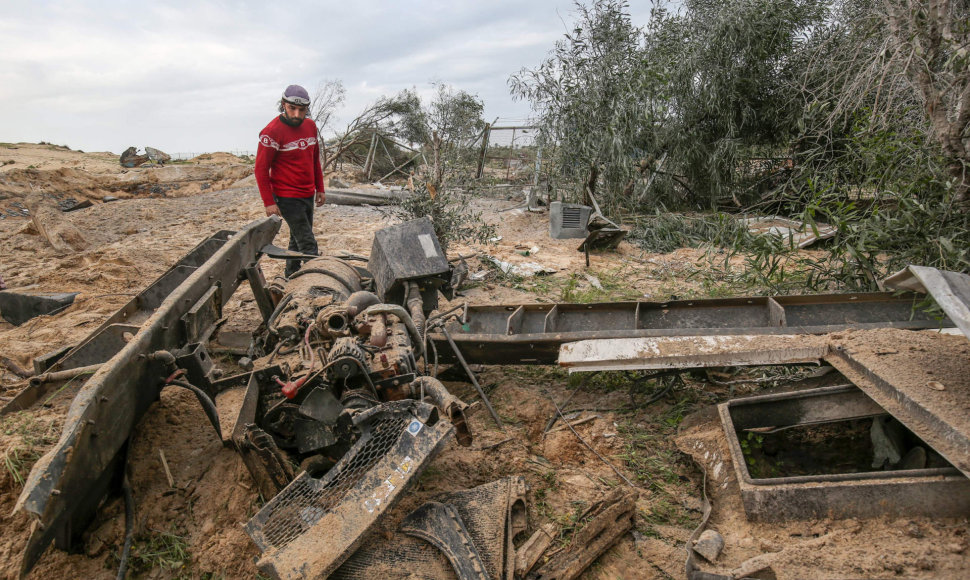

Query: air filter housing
368,217,451,306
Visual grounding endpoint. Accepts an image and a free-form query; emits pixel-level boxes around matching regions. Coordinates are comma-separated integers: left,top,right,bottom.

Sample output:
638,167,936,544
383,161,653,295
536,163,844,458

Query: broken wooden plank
515,523,556,578
530,488,636,580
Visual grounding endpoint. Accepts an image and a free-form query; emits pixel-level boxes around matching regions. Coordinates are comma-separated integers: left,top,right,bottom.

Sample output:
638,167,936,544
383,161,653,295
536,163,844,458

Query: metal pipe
361,304,424,358
440,327,504,431
29,364,102,387
411,376,471,446
406,281,425,339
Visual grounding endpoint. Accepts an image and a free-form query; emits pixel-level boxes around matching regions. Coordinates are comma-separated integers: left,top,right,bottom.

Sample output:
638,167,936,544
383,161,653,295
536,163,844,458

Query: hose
166,379,222,440
406,281,426,339
345,291,380,317
360,303,424,358
265,293,295,336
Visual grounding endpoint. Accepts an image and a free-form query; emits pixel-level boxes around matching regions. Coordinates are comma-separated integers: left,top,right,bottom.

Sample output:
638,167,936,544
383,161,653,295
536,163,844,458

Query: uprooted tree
510,0,970,289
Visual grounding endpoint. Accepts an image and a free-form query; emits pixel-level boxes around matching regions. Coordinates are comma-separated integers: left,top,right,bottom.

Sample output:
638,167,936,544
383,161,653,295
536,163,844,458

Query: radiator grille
253,412,408,551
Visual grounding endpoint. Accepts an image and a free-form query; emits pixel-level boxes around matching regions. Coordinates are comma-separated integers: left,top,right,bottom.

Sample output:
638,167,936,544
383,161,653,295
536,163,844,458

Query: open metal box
719,384,970,521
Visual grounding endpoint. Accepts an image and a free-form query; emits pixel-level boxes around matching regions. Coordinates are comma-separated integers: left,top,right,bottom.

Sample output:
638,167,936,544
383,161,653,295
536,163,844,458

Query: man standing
255,84,326,277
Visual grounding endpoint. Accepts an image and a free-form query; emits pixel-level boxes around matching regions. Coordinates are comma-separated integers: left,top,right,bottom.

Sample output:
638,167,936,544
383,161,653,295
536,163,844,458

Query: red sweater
255,116,324,206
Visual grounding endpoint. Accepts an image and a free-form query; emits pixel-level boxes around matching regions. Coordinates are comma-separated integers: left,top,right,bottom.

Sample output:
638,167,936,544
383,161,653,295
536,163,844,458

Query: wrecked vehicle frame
8,215,967,579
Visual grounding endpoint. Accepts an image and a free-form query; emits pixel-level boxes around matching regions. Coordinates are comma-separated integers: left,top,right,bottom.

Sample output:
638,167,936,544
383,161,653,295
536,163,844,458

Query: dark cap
282,85,310,106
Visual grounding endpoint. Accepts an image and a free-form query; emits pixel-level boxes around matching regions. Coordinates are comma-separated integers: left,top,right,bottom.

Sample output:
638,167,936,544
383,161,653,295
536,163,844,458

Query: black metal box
368,217,451,304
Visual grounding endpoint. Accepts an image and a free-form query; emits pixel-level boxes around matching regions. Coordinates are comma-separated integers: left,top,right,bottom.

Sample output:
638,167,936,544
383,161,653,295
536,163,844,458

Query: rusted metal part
719,384,970,521
334,476,527,580
12,228,235,386
436,476,528,580
27,364,102,387
400,501,490,580
246,400,453,580
412,376,472,446
14,217,281,577
530,488,636,580
441,326,505,430
430,292,948,365
8,237,237,409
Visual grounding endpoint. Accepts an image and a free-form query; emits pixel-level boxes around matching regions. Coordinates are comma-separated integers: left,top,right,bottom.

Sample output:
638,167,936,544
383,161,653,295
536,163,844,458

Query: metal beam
430,292,949,365
14,217,281,576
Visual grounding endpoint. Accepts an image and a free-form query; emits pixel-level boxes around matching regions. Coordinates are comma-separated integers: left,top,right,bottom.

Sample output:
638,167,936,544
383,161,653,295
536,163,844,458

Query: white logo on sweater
280,137,317,152
259,134,280,150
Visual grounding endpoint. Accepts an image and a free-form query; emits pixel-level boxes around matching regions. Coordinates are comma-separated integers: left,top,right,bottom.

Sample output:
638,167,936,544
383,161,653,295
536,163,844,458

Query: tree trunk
584,164,599,205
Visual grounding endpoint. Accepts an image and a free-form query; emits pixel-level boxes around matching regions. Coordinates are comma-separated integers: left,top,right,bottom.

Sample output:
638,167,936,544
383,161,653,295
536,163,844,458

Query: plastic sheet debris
740,216,837,248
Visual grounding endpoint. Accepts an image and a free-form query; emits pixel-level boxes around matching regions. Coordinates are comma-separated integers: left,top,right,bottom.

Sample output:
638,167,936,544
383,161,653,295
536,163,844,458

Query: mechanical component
246,401,453,579
328,337,368,379
316,304,352,338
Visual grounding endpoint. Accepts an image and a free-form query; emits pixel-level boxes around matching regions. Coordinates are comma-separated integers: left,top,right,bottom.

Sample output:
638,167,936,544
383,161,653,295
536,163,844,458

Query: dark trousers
275,196,319,277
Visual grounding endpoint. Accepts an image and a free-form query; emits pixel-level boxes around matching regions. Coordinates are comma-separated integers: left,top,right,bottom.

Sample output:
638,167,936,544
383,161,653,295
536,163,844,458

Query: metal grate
253,412,409,551
562,206,583,228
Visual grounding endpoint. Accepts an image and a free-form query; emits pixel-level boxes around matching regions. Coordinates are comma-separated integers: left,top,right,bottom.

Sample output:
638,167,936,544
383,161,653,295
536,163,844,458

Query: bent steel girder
14,217,281,577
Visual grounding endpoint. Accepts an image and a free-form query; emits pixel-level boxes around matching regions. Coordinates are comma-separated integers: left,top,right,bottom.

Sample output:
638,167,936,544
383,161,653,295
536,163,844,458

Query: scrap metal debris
11,216,485,579
334,476,528,580
0,290,78,326
120,146,171,167
483,253,557,277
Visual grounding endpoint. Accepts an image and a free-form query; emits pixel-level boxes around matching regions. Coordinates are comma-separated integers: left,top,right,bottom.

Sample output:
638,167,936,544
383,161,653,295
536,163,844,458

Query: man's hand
315,191,326,207
265,204,280,217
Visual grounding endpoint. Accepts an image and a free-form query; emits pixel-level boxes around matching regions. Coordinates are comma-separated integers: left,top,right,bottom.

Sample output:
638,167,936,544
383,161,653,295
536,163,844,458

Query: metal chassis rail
429,292,947,365
14,217,281,576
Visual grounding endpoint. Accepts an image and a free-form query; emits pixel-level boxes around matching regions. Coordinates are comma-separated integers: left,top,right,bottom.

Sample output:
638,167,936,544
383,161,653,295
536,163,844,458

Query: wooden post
506,127,516,180
476,123,491,179
364,132,378,179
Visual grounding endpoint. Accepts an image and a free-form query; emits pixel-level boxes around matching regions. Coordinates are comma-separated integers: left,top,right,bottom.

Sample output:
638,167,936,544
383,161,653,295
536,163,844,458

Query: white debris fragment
483,254,557,277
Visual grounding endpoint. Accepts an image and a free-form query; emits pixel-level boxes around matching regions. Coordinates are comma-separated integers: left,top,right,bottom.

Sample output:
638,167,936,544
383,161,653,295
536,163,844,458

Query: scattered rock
899,446,927,470
693,529,725,562
731,553,776,579
871,416,905,468
329,177,351,188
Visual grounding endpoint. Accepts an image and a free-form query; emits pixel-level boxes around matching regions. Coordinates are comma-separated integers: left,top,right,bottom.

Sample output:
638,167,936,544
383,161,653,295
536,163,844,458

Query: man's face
282,102,308,124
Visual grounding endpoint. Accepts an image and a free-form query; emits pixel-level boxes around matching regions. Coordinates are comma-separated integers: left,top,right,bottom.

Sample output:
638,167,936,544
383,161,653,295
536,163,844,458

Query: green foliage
628,211,746,253
647,0,827,207
512,0,826,212
387,84,485,191
125,528,190,575
395,185,495,253
510,0,656,211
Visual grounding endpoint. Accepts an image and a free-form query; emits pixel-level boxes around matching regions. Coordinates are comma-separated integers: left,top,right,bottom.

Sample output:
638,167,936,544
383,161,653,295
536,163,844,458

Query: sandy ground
0,145,968,579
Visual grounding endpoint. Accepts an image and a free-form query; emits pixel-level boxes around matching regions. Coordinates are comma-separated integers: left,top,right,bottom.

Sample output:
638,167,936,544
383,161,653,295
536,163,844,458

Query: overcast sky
0,1,651,156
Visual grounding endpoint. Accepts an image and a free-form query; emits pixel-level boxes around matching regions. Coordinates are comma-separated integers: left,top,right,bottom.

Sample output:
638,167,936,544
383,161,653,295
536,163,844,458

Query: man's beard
280,114,304,127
